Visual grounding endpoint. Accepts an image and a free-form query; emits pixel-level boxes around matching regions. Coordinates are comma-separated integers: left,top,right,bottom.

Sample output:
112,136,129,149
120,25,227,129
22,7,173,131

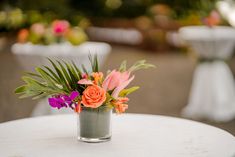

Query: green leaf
71,61,82,79
48,58,70,91
19,93,40,99
22,76,47,88
119,86,140,97
57,60,72,85
24,72,42,78
43,66,61,83
119,60,127,72
93,54,99,72
65,62,79,89
32,92,48,100
35,67,58,86
65,61,79,81
81,64,89,74
88,54,99,72
15,85,27,94
105,92,114,104
128,60,155,72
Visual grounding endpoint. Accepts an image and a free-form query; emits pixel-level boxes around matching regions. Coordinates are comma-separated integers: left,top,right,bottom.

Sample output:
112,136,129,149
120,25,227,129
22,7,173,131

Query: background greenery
1,0,217,19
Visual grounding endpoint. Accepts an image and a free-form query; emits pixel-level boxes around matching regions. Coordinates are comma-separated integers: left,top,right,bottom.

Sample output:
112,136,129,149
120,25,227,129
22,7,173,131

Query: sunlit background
1,0,235,135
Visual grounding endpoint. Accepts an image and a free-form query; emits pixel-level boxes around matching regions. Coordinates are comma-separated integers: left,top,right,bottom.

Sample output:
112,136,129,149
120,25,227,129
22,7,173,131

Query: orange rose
82,85,106,108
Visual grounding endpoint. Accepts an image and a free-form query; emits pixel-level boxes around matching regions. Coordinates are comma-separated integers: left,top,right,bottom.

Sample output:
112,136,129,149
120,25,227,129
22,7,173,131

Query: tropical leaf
64,61,79,80
81,64,89,74
43,66,61,83
15,85,27,94
56,60,72,85
22,76,47,89
19,92,42,99
88,54,99,72
15,56,101,100
35,67,58,86
24,72,42,78
119,86,140,97
47,58,70,91
71,61,82,79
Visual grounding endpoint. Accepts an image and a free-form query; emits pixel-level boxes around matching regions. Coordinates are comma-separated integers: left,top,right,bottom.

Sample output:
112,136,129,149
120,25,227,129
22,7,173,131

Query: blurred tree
0,0,219,20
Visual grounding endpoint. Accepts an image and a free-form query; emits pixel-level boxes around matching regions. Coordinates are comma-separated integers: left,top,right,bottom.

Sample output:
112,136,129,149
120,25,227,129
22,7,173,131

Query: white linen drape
179,26,235,122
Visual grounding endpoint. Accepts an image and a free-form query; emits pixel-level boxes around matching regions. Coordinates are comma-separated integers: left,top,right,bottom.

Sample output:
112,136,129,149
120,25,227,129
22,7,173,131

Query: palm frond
47,58,71,91
71,61,82,79
88,54,99,72
15,57,99,99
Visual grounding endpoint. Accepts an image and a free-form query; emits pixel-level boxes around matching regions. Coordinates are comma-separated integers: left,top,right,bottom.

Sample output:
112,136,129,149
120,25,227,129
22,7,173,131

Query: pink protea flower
102,70,135,98
52,20,70,36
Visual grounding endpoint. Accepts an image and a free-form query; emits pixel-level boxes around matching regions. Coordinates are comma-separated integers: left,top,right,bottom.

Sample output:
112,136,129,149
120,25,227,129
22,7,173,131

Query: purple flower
48,91,79,109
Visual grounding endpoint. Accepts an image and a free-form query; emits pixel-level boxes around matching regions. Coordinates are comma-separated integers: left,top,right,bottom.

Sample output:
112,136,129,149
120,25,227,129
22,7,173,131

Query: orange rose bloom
82,85,106,108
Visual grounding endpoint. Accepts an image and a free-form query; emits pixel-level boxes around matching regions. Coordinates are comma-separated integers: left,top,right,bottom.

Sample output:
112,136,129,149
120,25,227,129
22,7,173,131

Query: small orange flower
92,72,103,85
113,97,129,114
82,85,106,108
17,29,29,43
74,101,82,113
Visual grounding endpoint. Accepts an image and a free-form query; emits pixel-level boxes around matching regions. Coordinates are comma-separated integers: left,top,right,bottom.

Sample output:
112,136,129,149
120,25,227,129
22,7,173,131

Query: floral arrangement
202,10,221,27
15,56,155,113
17,20,88,45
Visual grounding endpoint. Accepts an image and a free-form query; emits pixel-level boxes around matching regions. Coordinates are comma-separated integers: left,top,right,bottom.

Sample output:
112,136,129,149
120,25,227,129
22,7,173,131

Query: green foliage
15,56,98,99
128,60,156,73
119,86,140,97
119,60,127,72
89,54,99,72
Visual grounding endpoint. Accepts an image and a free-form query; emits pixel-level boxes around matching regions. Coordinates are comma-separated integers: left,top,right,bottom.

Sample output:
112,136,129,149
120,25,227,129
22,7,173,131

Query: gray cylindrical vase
77,106,112,143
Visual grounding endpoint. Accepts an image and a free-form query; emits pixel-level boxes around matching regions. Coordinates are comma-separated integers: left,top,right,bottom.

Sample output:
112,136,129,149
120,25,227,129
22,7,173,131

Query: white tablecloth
179,26,235,122
0,114,234,157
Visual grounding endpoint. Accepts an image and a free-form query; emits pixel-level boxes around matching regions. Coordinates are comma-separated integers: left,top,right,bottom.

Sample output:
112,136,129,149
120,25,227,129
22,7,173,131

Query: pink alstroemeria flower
102,70,135,98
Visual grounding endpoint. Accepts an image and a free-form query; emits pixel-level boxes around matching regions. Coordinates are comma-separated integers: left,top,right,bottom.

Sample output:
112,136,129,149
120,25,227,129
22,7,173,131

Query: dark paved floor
0,45,235,135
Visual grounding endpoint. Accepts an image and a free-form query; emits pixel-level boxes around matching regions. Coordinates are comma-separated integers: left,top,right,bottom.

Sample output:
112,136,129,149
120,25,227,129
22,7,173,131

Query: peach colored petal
102,70,116,90
78,79,93,85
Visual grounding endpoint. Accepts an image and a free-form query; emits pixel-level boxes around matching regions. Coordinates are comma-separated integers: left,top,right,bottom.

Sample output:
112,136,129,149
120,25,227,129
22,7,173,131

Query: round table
0,114,234,157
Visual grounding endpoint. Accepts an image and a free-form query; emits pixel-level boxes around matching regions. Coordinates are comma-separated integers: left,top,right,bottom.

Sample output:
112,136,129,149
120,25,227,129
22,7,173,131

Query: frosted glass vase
77,106,112,143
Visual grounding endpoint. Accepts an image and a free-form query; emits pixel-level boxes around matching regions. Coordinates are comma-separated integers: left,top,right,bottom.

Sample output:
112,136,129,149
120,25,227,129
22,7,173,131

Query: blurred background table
0,114,234,157
179,26,235,122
